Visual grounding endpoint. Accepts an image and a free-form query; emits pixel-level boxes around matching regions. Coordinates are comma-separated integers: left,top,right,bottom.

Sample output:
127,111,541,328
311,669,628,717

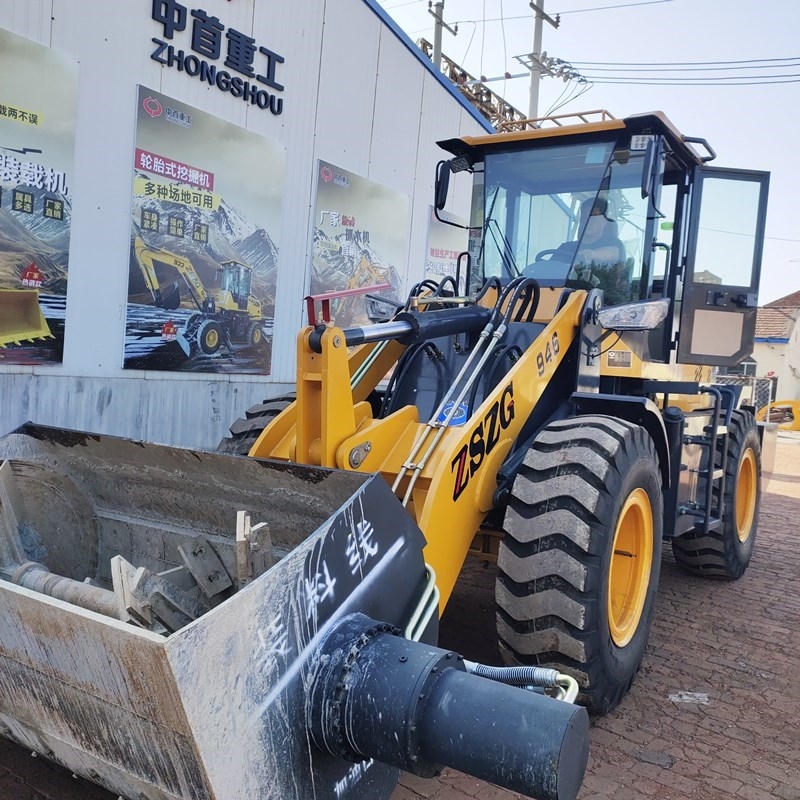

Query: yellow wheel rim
253,328,262,344
608,487,654,648
205,328,219,349
735,448,757,543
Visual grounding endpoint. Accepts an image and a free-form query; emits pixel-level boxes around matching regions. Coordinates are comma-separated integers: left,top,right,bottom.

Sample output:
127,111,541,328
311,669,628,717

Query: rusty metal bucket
0,424,431,800
0,289,53,347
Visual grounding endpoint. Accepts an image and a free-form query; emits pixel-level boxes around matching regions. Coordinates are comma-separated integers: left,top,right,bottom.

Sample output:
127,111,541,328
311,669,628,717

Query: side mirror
435,160,452,210
641,139,656,199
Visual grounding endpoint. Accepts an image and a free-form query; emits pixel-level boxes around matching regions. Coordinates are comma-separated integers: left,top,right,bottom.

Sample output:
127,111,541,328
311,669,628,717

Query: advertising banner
310,161,407,328
0,28,78,365
124,85,284,373
425,205,469,288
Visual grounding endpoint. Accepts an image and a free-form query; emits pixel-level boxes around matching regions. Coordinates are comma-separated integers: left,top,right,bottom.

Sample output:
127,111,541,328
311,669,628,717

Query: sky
376,0,800,304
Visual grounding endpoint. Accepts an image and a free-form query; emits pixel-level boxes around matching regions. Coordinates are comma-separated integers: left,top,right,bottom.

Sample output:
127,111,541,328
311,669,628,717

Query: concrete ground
1,435,799,800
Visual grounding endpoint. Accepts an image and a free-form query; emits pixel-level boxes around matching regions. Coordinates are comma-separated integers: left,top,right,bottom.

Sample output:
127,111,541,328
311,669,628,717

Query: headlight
597,298,670,331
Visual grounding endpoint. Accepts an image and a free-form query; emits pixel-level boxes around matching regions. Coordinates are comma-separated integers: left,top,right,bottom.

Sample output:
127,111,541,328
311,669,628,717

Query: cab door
677,167,769,366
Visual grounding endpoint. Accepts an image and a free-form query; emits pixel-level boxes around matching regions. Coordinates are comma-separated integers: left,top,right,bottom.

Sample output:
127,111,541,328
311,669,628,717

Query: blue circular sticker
437,401,469,426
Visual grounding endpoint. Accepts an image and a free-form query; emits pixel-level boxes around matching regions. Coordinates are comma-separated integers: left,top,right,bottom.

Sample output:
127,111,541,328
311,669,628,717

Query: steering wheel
534,248,558,261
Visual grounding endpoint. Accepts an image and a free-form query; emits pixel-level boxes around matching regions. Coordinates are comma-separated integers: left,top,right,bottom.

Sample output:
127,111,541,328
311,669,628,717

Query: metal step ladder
680,385,738,535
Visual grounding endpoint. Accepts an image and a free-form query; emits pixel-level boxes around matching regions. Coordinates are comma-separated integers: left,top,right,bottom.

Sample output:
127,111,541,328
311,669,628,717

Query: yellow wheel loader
221,110,773,714
0,110,771,800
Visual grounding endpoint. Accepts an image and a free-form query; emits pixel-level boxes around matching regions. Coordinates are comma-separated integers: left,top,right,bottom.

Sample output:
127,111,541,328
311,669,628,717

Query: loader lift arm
249,280,593,609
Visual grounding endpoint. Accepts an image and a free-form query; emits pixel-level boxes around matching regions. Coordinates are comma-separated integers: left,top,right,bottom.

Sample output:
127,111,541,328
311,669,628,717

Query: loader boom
250,286,590,607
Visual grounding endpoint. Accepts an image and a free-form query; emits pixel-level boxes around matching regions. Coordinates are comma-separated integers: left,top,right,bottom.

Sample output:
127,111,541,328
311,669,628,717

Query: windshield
468,136,654,306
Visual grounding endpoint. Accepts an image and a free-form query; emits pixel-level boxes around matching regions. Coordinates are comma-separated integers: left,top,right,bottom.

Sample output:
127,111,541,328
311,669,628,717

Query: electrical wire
378,0,425,9
554,0,674,13
546,80,593,115
570,56,800,66
460,21,478,66
499,0,508,97
480,0,486,78
575,63,800,73
452,0,674,25
582,76,800,85
570,55,800,85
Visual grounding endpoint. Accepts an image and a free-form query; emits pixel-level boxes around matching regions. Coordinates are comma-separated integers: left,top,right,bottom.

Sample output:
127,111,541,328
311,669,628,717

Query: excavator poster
124,85,284,373
425,205,469,285
311,160,407,329
0,27,78,365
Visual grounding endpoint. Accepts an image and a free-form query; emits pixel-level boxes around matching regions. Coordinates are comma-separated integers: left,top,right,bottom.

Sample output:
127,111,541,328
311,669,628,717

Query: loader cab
437,112,769,369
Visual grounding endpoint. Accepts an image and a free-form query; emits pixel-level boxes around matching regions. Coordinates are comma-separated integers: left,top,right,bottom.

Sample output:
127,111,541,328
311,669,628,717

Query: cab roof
438,111,715,168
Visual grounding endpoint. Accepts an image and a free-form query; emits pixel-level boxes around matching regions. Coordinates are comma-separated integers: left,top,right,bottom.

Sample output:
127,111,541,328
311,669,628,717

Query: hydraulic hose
464,661,561,687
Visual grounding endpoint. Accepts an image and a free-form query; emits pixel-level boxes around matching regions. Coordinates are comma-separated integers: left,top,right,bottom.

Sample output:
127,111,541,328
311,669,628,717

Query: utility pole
528,2,560,119
429,1,458,73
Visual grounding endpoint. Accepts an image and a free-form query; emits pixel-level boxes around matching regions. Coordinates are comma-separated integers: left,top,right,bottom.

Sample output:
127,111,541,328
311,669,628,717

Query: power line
583,71,800,80
378,0,424,9
584,76,800,85
571,56,800,67
580,63,800,73
554,0,674,13
499,0,508,83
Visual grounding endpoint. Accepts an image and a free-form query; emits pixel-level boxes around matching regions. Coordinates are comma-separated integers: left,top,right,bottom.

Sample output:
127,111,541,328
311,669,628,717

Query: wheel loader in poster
0,110,770,800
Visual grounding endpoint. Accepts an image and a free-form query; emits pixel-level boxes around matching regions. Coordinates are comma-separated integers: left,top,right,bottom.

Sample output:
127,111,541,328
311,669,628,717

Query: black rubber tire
672,409,760,579
248,321,264,347
217,394,296,455
497,415,663,714
197,319,223,355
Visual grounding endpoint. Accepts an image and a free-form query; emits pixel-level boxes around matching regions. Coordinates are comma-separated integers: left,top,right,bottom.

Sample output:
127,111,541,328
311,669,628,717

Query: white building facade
0,0,489,448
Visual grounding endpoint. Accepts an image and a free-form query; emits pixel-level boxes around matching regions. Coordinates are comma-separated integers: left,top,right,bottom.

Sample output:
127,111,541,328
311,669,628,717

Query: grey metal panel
256,0,326,381
0,0,51,42
0,372,295,449
315,0,381,173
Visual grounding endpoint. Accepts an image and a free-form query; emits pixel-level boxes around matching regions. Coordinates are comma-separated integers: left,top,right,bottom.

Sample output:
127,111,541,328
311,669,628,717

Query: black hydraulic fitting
307,613,589,800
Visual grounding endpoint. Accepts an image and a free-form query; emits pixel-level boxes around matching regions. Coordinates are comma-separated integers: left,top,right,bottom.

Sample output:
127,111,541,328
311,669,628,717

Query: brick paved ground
1,436,799,800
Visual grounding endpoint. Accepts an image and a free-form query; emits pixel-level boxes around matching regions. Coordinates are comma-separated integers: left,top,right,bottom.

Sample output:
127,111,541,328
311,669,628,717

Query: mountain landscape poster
124,86,284,374
310,161,407,329
0,27,78,365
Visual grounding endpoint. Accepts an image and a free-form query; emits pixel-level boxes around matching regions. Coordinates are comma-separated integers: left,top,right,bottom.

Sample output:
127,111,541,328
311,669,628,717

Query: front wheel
197,319,223,355
672,409,760,579
218,394,296,455
497,416,663,713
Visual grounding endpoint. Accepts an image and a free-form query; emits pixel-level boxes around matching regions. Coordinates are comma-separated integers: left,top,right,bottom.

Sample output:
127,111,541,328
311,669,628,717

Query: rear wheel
497,416,663,713
248,321,264,347
217,394,295,455
672,409,760,579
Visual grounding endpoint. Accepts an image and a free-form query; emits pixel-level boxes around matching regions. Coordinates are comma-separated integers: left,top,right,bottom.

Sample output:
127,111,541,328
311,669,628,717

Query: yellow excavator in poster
133,236,264,356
